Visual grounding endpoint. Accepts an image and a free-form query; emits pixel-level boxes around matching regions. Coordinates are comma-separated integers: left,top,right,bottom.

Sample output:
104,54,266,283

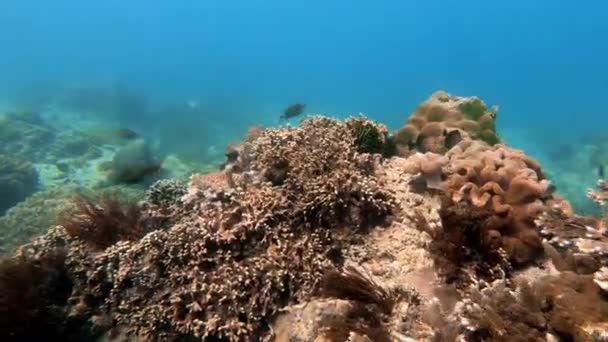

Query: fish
115,128,140,140
444,129,463,150
599,164,605,179
280,103,306,120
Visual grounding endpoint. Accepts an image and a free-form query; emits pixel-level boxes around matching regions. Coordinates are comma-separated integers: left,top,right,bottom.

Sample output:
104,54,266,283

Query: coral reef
145,179,187,208
0,154,39,214
0,250,88,341
14,115,395,341
0,185,84,255
0,110,100,165
429,271,608,341
0,111,54,160
3,92,608,341
0,184,143,256
393,91,500,155
396,137,564,286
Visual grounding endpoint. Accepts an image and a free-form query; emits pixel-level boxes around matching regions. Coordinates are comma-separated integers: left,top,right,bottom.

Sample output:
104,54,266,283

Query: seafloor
1,91,607,341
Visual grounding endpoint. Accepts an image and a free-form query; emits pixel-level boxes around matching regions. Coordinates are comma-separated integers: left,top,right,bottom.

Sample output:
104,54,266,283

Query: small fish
280,103,306,120
599,164,605,178
444,129,463,150
115,128,140,140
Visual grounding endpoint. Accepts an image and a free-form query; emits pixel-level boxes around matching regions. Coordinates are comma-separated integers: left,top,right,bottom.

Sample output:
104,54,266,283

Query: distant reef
2,91,607,341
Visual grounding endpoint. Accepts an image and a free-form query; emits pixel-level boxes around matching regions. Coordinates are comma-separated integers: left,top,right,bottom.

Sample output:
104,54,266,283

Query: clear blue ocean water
0,0,607,211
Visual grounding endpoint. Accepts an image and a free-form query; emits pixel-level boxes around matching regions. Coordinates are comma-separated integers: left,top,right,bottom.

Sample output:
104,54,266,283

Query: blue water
1,0,607,211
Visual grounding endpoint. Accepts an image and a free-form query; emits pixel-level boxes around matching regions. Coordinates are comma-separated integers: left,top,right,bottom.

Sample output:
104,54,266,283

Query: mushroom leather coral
440,139,558,267
393,90,500,155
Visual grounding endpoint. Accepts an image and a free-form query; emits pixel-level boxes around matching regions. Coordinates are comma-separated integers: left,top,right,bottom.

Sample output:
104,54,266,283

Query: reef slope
2,92,607,341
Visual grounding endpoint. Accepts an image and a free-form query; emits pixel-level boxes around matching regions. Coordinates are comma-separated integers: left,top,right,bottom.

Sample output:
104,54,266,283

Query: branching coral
244,115,395,230
14,115,396,341
145,179,187,208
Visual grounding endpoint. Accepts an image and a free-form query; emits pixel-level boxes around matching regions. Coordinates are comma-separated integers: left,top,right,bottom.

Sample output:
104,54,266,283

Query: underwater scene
1,1,608,341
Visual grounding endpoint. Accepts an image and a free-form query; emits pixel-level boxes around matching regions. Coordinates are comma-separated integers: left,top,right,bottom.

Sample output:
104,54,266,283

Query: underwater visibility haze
1,1,608,340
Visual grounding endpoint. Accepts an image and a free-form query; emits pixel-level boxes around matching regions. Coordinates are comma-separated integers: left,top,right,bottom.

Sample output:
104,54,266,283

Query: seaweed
319,266,397,315
350,119,385,155
58,192,146,250
0,250,86,341
316,266,401,342
320,302,392,342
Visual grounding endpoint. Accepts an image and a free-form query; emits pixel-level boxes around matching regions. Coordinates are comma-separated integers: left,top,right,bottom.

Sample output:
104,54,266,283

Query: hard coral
16,115,396,341
145,178,187,208
246,115,395,229
394,91,500,155
432,271,608,342
535,184,608,274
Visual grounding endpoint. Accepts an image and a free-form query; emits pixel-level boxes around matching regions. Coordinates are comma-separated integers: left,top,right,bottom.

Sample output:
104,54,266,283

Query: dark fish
280,103,306,120
116,128,140,140
599,164,605,178
444,129,463,150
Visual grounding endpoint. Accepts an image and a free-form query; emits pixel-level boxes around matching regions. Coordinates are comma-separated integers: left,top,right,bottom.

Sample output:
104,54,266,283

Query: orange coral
438,140,557,267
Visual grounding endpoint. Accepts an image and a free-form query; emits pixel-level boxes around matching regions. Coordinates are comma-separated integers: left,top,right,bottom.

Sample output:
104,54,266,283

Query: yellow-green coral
393,91,501,155
346,115,395,156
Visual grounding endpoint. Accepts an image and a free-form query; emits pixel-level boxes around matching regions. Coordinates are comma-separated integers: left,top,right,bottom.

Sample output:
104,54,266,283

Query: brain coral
14,115,395,341
393,90,500,155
